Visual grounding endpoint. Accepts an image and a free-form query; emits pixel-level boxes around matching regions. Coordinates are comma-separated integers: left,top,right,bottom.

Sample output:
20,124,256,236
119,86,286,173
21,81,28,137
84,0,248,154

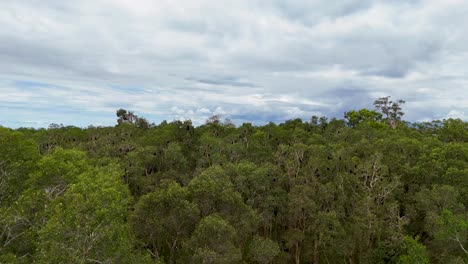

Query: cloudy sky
1,0,467,128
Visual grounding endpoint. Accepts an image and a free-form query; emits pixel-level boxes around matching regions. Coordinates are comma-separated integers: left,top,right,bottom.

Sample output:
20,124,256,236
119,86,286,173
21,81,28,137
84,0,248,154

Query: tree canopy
1,98,467,263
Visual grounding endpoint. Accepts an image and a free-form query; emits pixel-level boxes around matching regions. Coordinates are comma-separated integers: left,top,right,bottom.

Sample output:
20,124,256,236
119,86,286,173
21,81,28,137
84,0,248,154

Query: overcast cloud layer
1,0,467,128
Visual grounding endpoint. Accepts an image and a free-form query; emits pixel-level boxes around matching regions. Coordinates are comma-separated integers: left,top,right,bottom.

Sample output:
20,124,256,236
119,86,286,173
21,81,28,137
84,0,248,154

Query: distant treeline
1,99,467,263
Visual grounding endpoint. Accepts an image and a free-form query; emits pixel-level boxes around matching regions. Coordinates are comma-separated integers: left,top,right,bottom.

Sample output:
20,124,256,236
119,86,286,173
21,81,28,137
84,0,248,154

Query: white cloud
447,110,466,120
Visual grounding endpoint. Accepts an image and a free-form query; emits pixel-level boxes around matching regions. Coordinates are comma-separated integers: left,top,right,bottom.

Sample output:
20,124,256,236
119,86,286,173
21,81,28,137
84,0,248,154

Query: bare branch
454,235,468,254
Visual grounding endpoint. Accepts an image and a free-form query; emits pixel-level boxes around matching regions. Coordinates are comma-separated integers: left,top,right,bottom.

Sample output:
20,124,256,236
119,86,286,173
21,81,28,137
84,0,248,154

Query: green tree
0,128,38,204
1,148,90,260
188,165,259,254
131,181,199,263
439,118,468,143
344,109,383,128
248,235,280,264
116,108,149,128
36,164,149,263
187,214,242,264
398,236,429,264
374,96,405,129
436,209,468,256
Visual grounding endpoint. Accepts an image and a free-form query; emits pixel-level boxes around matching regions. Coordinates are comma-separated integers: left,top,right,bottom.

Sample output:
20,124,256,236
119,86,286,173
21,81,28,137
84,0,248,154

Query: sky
1,0,467,128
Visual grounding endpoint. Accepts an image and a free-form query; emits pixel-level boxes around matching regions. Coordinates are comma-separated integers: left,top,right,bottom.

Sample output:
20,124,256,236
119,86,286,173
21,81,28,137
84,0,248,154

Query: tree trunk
295,242,301,264
314,239,320,264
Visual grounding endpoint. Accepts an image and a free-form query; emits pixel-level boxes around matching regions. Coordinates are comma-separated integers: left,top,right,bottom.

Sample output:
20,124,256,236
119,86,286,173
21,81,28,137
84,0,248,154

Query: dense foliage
1,102,467,263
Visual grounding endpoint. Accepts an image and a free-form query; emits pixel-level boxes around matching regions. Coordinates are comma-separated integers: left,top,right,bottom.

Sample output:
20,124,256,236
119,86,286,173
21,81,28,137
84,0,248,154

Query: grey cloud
1,0,467,128
271,0,375,26
186,76,258,88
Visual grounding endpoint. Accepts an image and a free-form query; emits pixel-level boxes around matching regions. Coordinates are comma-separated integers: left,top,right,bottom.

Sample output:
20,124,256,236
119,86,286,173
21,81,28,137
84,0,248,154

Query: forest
1,97,467,264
